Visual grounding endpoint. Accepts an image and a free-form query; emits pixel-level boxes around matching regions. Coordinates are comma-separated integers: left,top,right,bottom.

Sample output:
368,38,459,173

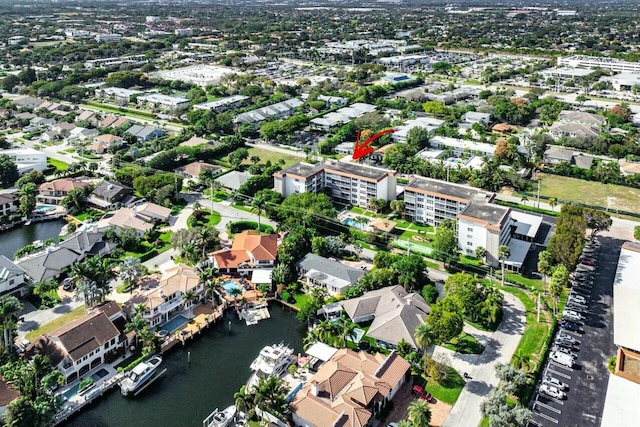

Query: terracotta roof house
174,161,223,179
37,177,90,205
139,265,203,328
290,349,410,427
209,230,279,274
25,311,123,384
86,134,125,154
341,286,431,349
88,180,136,210
492,123,515,133
296,254,365,296
0,376,19,416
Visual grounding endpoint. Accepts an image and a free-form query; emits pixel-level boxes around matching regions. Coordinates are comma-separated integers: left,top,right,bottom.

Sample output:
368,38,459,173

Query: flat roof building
149,65,238,88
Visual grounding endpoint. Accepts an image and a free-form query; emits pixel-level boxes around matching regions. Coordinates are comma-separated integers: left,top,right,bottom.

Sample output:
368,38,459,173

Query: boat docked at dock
119,355,164,396
202,405,237,427
246,343,295,390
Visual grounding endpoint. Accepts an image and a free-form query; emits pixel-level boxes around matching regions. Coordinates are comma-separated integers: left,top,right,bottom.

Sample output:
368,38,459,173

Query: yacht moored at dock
202,405,237,427
119,355,164,396
246,342,295,390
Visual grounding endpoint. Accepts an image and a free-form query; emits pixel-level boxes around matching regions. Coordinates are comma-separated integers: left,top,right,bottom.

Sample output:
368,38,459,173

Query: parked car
550,351,574,367
576,265,595,273
540,384,566,400
556,332,578,345
561,321,583,333
569,294,587,305
580,259,596,266
563,313,582,323
552,345,577,358
565,303,587,314
412,385,432,401
571,287,591,296
62,277,74,291
542,375,568,390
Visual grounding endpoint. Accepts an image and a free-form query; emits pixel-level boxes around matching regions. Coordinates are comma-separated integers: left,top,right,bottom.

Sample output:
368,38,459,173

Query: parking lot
530,236,620,427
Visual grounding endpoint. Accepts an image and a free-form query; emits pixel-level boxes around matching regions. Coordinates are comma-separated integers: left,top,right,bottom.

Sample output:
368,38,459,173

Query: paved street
530,237,619,427
443,292,526,427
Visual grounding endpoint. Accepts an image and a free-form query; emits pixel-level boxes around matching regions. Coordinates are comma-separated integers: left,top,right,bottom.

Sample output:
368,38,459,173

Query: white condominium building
558,55,640,73
274,160,397,208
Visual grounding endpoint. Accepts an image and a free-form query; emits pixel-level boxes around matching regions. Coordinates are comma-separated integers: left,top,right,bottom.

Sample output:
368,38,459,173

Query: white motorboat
120,355,163,396
202,405,236,427
246,343,294,389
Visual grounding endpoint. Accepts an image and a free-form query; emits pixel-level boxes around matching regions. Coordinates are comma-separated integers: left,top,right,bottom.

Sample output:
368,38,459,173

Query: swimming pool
342,217,368,230
34,205,56,212
222,279,242,295
347,328,365,343
162,314,189,332
62,368,109,399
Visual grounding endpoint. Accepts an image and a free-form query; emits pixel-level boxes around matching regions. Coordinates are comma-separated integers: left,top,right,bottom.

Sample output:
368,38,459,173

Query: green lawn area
395,221,434,233
25,306,86,341
189,209,221,228
292,293,310,310
416,367,465,405
442,332,485,354
538,172,640,214
83,101,157,121
47,158,69,171
349,206,377,217
392,238,432,256
157,231,173,253
74,208,103,222
504,272,543,289
232,204,254,214
241,147,303,168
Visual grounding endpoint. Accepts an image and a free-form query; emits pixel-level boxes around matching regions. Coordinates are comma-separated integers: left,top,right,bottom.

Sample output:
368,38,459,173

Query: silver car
540,384,566,400
543,375,568,390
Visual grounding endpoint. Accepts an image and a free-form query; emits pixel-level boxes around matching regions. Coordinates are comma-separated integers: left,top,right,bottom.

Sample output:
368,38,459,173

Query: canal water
0,220,64,259
62,304,306,427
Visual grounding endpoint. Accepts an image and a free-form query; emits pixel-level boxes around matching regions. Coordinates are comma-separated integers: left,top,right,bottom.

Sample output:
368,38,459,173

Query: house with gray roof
341,285,431,349
125,124,166,142
0,255,26,297
215,171,250,192
88,180,137,210
296,253,366,296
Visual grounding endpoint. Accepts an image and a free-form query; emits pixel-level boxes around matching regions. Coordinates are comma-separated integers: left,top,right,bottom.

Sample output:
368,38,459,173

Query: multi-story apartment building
404,176,495,226
558,55,640,74
457,203,513,267
0,148,47,174
274,160,397,208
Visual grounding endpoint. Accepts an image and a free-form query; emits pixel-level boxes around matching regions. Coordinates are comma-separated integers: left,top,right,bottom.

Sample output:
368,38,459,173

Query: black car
561,321,583,333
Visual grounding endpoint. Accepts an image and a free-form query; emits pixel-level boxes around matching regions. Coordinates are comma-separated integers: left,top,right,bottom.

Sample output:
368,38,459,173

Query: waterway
62,304,306,427
0,220,64,259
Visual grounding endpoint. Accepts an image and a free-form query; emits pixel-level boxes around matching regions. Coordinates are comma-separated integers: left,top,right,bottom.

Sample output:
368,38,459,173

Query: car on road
540,383,567,400
543,375,568,390
550,351,575,367
569,294,587,305
561,321,583,333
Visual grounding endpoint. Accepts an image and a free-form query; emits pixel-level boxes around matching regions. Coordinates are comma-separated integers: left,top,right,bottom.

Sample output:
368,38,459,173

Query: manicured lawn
442,332,485,354
158,231,173,253
25,306,86,341
47,158,69,171
84,101,157,120
418,367,466,405
189,209,221,228
538,172,640,214
292,293,310,310
393,238,432,255
232,204,254,214
504,272,543,289
74,208,103,222
241,147,303,168
349,206,377,217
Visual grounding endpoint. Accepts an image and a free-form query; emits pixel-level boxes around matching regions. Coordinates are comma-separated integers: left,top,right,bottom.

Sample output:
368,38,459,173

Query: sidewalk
442,292,526,427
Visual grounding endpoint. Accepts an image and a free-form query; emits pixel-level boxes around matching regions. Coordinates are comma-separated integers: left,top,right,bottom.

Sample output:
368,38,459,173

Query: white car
577,265,595,272
556,333,578,346
540,384,566,400
543,375,568,391
569,294,587,305
550,351,574,367
552,345,577,359
563,309,584,319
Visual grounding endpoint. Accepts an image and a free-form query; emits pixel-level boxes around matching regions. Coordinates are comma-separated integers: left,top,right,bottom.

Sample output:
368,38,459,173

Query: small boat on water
246,342,295,390
202,405,236,427
119,355,163,396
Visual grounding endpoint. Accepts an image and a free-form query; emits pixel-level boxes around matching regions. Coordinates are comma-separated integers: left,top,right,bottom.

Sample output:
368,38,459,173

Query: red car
580,258,596,266
412,385,432,401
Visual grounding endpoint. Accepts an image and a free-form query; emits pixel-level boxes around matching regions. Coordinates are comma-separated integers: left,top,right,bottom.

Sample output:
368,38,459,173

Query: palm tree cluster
118,257,144,293
234,376,289,421
71,256,114,308
0,355,65,427
200,267,223,309
0,295,23,356
170,226,221,265
303,316,358,350
125,304,159,355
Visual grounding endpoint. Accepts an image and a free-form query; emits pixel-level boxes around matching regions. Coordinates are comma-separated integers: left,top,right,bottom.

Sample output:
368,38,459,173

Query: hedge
228,220,274,234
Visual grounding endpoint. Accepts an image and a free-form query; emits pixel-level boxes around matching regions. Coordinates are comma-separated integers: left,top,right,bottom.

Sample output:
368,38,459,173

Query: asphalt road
530,237,620,427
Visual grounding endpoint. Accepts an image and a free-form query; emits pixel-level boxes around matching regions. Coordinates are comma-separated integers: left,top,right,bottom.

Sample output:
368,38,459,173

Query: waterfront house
0,255,26,297
36,178,91,205
296,254,365,296
341,286,431,349
0,193,18,217
88,180,137,211
140,265,203,327
25,310,123,384
290,348,410,427
209,230,279,275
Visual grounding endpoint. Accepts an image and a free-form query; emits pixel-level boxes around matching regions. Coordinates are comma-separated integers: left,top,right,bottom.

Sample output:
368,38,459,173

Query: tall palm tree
182,290,197,311
254,376,288,418
407,398,432,427
251,192,267,232
0,296,23,354
414,322,437,355
204,278,221,309
125,315,148,351
234,385,255,413
498,245,511,286
119,256,143,293
336,317,357,347
303,329,321,350
512,349,532,372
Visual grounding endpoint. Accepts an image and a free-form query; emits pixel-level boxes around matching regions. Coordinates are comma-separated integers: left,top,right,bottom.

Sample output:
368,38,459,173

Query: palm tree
119,256,143,293
303,328,321,350
336,317,357,347
0,296,23,354
204,278,221,309
414,322,437,354
498,245,510,286
234,385,255,414
549,198,557,211
512,349,532,372
251,192,268,232
407,398,432,427
193,201,202,214
182,290,197,312
315,319,338,345
520,194,529,205
125,315,147,351
133,303,147,318
254,376,288,418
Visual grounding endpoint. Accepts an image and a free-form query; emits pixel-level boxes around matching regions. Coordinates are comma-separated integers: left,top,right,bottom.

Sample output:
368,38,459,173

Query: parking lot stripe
533,411,559,424
546,368,571,379
549,361,573,371
535,401,562,413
